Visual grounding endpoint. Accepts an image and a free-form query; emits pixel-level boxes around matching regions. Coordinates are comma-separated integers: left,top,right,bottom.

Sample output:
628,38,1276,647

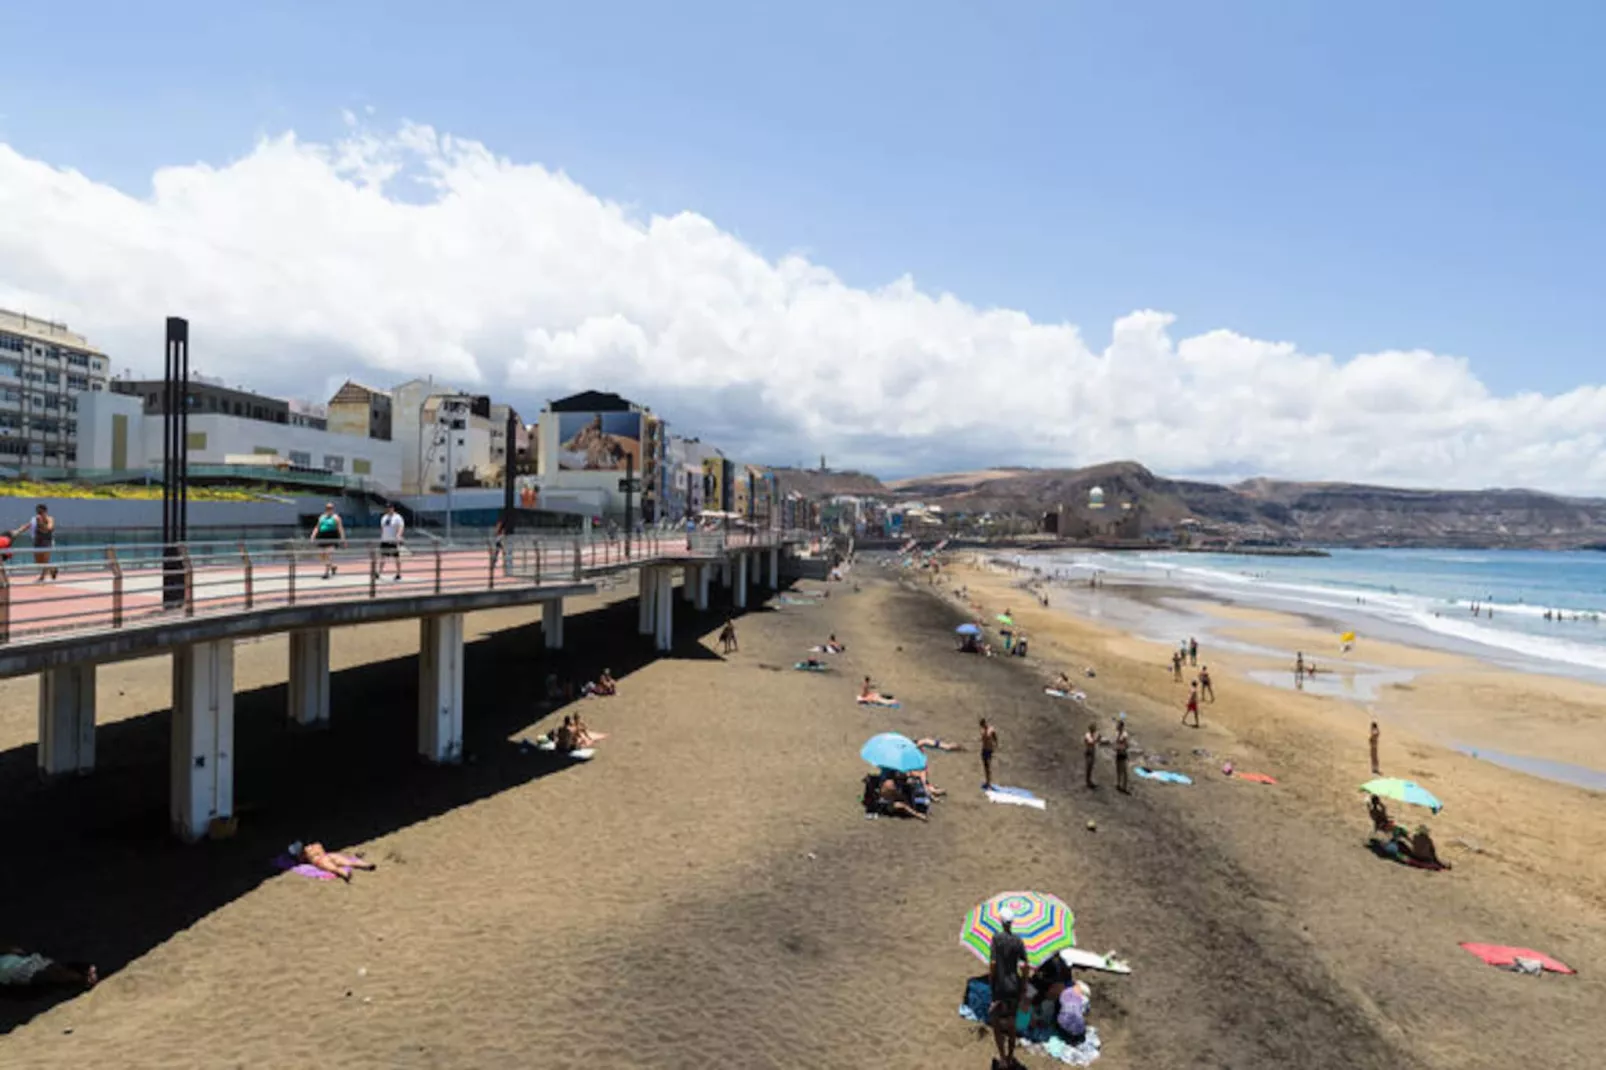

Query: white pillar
418,614,465,764
768,547,779,588
638,567,657,636
38,663,96,777
681,565,697,602
720,557,733,588
287,628,331,729
171,641,235,843
655,568,674,651
696,565,711,610
543,598,565,649
735,553,749,609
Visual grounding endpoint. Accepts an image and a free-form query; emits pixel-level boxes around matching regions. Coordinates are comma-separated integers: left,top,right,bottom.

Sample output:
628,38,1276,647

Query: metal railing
0,528,802,648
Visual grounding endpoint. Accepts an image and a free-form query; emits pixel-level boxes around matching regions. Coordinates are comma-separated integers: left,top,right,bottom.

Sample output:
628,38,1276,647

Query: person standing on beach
1369,721,1381,775
988,911,1029,1069
10,503,57,582
979,718,999,789
1294,651,1305,689
1172,650,1184,682
1188,637,1198,666
1114,719,1131,793
1182,682,1201,727
1199,665,1215,703
1083,722,1100,789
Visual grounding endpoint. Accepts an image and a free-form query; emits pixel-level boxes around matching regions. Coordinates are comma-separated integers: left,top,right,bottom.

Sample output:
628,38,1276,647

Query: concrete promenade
11,529,801,840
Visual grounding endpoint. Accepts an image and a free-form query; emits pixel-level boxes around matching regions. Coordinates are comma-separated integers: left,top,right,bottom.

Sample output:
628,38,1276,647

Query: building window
352,458,371,475
67,352,89,368
66,449,76,463
66,420,77,435
0,361,16,378
186,431,207,451
252,446,277,456
0,334,21,353
323,455,345,473
288,450,312,467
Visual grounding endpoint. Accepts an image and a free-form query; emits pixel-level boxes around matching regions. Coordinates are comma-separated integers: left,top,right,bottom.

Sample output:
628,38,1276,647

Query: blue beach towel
1134,767,1192,785
984,785,1047,809
958,978,1103,1065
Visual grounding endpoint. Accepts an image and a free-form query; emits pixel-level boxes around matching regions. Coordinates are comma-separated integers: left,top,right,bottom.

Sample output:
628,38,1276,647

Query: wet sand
1,562,1601,1068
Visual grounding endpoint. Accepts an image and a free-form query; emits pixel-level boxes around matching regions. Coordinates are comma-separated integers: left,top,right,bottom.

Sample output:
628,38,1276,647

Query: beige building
0,308,112,468
327,380,393,440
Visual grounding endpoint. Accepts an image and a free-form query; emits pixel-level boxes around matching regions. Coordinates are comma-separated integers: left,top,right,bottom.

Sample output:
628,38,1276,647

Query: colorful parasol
996,614,1014,625
960,890,1076,968
1360,777,1442,814
860,733,927,773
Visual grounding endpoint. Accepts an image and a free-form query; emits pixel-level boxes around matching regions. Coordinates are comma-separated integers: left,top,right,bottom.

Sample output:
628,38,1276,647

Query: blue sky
5,1,1603,397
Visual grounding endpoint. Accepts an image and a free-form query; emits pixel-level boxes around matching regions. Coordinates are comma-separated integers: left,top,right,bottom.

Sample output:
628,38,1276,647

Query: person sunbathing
858,676,895,704
801,657,825,669
907,767,946,797
0,946,96,991
915,737,964,752
592,669,617,696
1055,672,1073,691
824,634,846,653
1403,826,1449,868
878,777,928,821
571,712,606,747
294,841,376,882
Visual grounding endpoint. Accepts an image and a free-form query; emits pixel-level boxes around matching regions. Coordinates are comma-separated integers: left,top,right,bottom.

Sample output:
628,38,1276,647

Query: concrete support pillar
287,628,331,729
418,614,465,764
170,641,235,843
768,547,779,588
543,598,565,649
655,568,675,651
681,565,697,602
38,663,96,777
696,565,711,611
720,557,733,588
638,567,657,636
735,553,749,609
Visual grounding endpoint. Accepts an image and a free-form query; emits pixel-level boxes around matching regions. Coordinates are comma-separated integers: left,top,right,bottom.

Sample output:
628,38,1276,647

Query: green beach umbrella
1360,777,1443,814
996,613,1014,625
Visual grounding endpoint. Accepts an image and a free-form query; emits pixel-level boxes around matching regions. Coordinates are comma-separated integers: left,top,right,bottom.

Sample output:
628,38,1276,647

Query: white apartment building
0,308,111,468
78,391,405,489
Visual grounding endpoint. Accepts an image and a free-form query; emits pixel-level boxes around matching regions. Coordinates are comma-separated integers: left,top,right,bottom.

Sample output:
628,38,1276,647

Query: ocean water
1029,548,1606,681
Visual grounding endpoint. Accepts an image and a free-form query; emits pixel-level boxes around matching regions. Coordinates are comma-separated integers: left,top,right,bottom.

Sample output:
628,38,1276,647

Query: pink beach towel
1234,772,1278,785
274,855,338,881
1460,943,1574,974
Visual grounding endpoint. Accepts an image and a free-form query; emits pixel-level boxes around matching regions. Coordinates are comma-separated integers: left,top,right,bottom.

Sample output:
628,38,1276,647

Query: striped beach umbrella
960,891,1076,967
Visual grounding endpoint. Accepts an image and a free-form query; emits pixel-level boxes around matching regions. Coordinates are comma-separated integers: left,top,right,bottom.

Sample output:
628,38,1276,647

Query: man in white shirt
378,504,405,580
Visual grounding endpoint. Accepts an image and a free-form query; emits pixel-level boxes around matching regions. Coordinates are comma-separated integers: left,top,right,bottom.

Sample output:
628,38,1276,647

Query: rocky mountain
883,462,1606,549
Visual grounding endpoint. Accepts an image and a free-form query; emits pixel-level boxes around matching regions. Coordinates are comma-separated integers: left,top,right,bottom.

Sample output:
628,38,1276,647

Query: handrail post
0,561,9,645
106,548,124,627
369,548,379,598
434,545,443,595
287,543,297,606
179,546,195,617
238,543,253,610
573,539,582,580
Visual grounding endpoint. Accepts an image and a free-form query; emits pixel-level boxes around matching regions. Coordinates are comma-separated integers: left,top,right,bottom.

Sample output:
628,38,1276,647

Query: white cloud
2,120,1604,492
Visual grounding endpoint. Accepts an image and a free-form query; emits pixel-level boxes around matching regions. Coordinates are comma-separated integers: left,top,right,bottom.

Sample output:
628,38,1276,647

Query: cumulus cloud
2,121,1604,492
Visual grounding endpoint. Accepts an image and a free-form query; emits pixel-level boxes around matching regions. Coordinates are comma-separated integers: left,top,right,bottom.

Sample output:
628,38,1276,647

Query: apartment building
0,308,111,467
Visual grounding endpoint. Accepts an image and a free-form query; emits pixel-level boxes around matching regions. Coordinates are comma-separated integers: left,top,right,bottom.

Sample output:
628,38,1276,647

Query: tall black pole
623,452,634,560
747,470,755,527
686,469,694,522
501,409,516,531
162,317,190,608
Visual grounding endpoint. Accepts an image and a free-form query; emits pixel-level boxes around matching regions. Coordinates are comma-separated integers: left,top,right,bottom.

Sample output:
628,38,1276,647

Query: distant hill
882,461,1606,550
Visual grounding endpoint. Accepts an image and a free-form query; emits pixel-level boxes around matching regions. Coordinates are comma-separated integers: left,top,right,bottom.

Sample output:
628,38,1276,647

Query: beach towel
958,977,1102,1066
1059,948,1132,975
857,697,900,708
1234,772,1278,785
984,785,1047,810
1044,689,1087,702
1459,943,1574,975
1134,767,1192,785
1365,838,1448,870
274,854,338,881
794,662,830,672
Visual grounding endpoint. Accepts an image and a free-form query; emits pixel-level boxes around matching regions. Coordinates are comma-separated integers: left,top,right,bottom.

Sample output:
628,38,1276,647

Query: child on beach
979,718,999,789
1182,682,1201,728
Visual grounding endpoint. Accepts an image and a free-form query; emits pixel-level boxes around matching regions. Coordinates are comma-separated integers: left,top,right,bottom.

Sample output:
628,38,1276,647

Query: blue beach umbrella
1360,777,1443,814
955,623,982,636
861,733,927,773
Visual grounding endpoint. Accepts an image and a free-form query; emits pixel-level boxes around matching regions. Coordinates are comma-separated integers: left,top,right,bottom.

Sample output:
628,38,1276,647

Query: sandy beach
2,558,1602,1068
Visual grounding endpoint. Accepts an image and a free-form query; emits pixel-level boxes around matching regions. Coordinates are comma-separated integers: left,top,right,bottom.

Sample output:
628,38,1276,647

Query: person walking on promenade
376,503,405,580
1114,718,1131,793
1369,720,1382,775
1083,722,1101,789
11,503,57,582
311,502,346,580
1182,681,1201,728
1199,664,1215,703
979,718,999,789
490,515,508,570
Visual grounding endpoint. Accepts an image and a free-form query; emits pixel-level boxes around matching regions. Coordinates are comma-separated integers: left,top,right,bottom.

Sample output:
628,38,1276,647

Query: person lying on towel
858,676,895,704
0,946,96,992
823,634,846,653
293,841,376,882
